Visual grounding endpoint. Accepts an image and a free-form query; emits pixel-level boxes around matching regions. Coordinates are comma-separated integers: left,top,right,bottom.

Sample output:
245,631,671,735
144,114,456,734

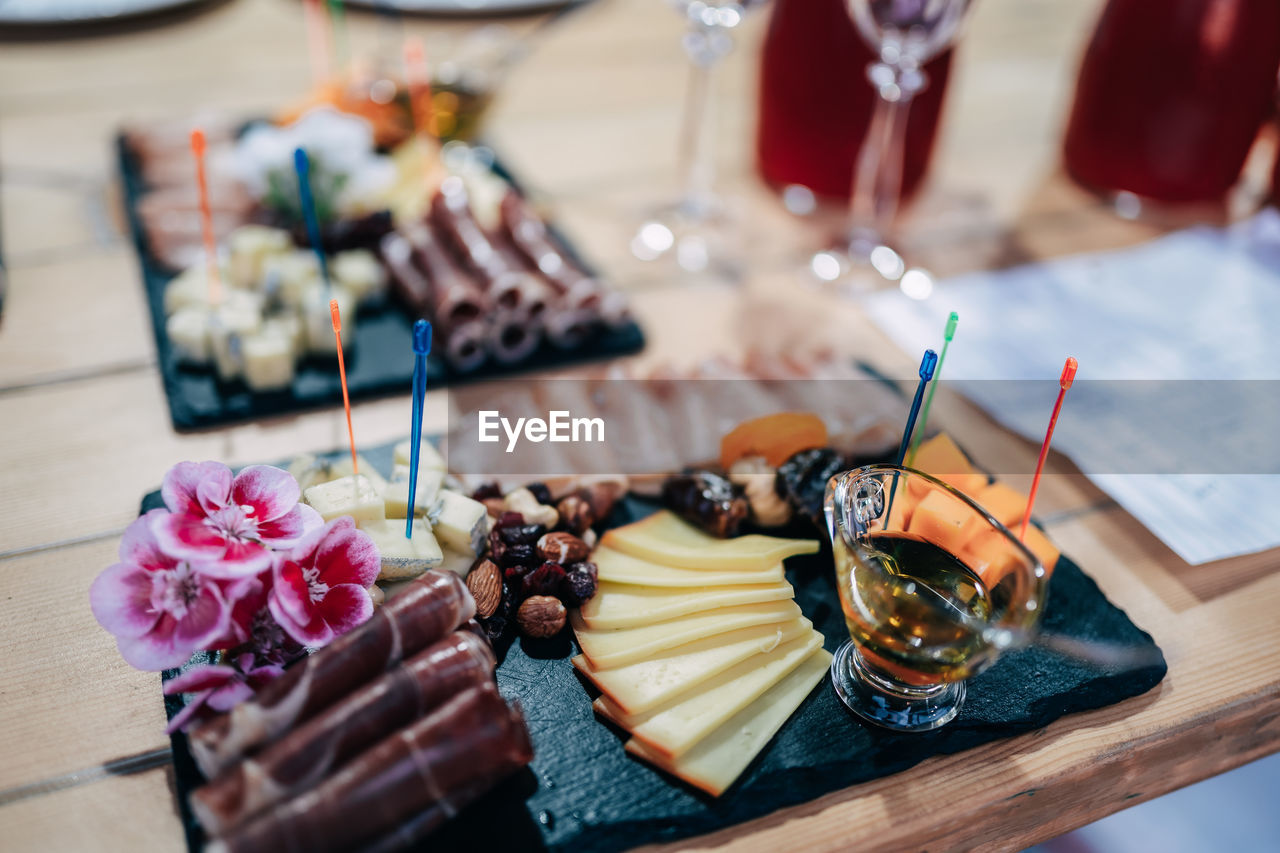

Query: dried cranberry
470,482,503,501
560,561,599,606
496,523,547,547
479,614,510,643
525,482,554,505
494,511,526,530
521,561,568,599
497,543,538,570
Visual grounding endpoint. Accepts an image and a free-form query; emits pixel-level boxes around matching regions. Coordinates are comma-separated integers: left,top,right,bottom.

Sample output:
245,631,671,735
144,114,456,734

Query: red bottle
756,0,954,204
1064,0,1280,205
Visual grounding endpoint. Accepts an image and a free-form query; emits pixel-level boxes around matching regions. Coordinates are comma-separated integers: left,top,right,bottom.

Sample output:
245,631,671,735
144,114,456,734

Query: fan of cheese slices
571,510,831,796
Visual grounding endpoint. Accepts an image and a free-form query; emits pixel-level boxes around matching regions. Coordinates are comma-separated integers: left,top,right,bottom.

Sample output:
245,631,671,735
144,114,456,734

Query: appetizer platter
118,76,642,430
92,350,1168,851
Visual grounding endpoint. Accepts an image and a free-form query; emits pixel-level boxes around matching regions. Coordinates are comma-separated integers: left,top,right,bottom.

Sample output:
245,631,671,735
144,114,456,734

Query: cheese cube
303,286,356,355
359,517,444,580
600,511,818,571
594,547,784,588
574,618,812,715
262,251,321,309
429,490,488,556
228,225,291,289
241,320,297,392
333,250,387,305
436,547,477,578
209,296,264,382
303,474,385,524
383,469,444,519
163,261,232,314
577,581,795,630
625,648,832,796
571,600,802,669
166,306,212,365
908,433,988,498
969,481,1029,531
906,490,972,556
291,454,388,494
393,439,446,471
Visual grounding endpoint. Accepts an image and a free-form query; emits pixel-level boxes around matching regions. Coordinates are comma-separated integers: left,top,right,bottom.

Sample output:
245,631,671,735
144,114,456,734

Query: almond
537,531,589,565
465,559,502,619
517,595,566,638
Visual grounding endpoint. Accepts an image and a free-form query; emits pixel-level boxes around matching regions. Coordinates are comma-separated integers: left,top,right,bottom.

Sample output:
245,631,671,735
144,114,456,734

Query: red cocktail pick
1020,357,1078,541
402,36,434,137
330,299,358,476
189,128,221,306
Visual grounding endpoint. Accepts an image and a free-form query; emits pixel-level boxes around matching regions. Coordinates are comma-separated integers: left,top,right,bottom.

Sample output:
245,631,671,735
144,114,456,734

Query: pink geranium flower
162,653,284,733
153,462,322,578
90,511,233,671
269,517,379,648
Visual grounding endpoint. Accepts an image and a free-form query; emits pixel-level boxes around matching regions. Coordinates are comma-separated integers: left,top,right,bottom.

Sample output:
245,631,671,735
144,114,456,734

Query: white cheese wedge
241,319,297,392
163,262,232,314
333,249,387,305
290,455,387,494
228,225,291,289
594,547,784,588
359,517,444,580
383,469,444,519
571,600,802,669
601,511,819,571
393,439,447,471
430,490,488,556
303,286,356,355
574,618,812,715
166,306,212,365
303,474,385,524
262,251,321,308
436,547,477,578
596,631,823,759
578,581,795,630
209,297,265,382
625,647,832,796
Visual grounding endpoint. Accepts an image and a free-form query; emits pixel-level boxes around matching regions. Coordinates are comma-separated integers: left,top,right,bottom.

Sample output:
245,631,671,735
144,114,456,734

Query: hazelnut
581,528,598,550
369,584,386,607
729,456,792,528
578,478,626,521
517,595,566,638
537,531,590,565
504,488,559,529
466,559,503,618
556,494,595,535
480,497,505,518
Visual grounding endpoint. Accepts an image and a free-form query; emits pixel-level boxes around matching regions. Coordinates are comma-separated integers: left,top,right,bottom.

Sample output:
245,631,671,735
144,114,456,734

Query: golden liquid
424,83,495,141
834,531,998,683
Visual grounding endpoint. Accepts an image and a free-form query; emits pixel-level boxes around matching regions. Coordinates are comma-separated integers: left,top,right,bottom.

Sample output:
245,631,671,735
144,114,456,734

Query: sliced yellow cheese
578,581,795,630
572,600,802,669
574,618,812,715
595,630,823,759
600,510,819,571
625,647,832,796
594,546,784,588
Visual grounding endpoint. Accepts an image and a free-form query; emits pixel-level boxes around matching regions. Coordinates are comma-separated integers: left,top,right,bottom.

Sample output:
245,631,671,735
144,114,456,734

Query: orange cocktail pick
189,128,221,306
330,299,358,476
402,36,434,137
1020,357,1078,541
303,0,333,85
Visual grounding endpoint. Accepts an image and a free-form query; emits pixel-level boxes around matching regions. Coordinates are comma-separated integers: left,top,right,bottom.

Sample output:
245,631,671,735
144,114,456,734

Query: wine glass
811,0,975,291
630,1,769,279
824,465,1047,731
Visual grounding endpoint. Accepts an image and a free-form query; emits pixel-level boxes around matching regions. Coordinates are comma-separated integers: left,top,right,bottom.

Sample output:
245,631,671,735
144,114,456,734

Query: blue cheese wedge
228,225,291,289
290,455,387,494
241,320,297,392
333,250,387,305
166,306,212,365
303,286,356,355
359,517,444,580
436,547,477,578
429,490,488,556
163,262,232,314
384,469,444,519
261,251,321,308
303,474,385,524
208,296,265,382
392,439,446,472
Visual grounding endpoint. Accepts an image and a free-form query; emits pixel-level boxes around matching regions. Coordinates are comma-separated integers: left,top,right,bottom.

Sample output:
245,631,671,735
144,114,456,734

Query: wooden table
1,0,1277,850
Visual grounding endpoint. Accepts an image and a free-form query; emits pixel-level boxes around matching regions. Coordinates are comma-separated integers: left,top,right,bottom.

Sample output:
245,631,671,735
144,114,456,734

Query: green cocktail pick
907,311,958,466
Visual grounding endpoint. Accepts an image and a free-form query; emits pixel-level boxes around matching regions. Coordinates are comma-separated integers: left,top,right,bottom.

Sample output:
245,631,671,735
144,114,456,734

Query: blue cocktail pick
897,348,939,466
405,319,433,537
293,147,331,288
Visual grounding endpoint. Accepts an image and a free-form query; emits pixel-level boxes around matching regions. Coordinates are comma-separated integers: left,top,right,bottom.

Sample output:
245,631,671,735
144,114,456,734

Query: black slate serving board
117,136,645,431
146,441,1166,853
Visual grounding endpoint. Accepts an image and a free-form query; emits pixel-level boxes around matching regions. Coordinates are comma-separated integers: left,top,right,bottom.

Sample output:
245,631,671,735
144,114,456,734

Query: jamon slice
187,570,474,777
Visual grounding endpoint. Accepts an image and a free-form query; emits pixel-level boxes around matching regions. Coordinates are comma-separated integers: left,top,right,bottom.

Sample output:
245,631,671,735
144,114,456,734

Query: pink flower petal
162,461,229,518
196,467,234,514
172,585,231,651
206,680,254,712
90,561,160,639
315,584,373,640
257,503,323,549
314,523,380,588
201,538,272,579
268,593,332,647
116,621,192,672
163,664,240,695
231,465,301,523
153,513,228,562
118,511,176,570
245,663,285,689
271,560,315,627
165,692,211,734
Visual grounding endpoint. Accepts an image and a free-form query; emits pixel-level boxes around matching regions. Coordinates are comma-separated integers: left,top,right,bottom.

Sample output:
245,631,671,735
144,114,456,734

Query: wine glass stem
678,25,724,219
848,69,918,247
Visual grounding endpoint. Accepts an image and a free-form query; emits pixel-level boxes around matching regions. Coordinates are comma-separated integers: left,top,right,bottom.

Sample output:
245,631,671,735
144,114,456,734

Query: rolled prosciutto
188,571,474,777
191,631,495,835
207,683,533,853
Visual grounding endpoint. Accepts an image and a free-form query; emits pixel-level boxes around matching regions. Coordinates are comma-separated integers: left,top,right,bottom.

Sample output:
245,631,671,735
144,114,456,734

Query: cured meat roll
207,683,533,853
188,571,475,777
191,631,495,835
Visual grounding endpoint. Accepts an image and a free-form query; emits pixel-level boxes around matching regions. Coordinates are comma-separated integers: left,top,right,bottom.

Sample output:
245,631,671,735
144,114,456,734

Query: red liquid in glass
1064,0,1280,205
756,0,953,203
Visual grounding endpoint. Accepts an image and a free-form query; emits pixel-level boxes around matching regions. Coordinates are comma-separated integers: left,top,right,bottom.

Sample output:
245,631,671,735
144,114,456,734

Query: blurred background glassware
756,0,953,207
630,1,769,279
1063,0,1280,215
809,0,972,292
824,466,1047,732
